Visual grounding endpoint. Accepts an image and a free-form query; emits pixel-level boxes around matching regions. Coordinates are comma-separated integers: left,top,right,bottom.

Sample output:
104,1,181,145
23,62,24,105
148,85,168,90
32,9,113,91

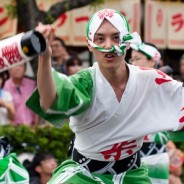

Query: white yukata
26,62,184,184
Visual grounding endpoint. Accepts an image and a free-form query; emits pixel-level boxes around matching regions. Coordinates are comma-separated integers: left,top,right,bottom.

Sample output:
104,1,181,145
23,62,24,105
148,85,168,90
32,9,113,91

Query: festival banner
144,1,167,48
109,0,141,33
0,0,17,39
167,2,184,49
36,0,141,46
70,6,95,46
36,0,72,45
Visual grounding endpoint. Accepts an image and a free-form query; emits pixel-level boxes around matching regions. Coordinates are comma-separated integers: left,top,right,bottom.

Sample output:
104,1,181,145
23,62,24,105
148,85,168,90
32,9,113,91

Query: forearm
37,55,57,111
5,102,14,121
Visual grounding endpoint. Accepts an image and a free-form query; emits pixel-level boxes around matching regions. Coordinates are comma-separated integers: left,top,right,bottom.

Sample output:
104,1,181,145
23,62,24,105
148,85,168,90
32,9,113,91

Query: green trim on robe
48,160,151,184
26,69,93,127
0,153,29,183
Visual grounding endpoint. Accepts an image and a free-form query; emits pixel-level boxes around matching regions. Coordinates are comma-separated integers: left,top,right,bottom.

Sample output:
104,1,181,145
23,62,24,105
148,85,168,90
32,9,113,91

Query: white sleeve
141,67,184,132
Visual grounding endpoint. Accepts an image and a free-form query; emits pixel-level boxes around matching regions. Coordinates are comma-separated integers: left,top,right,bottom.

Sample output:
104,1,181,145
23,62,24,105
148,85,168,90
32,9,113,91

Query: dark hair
180,54,184,60
144,42,159,50
53,37,66,49
159,65,173,76
66,56,83,67
32,152,55,169
0,71,9,88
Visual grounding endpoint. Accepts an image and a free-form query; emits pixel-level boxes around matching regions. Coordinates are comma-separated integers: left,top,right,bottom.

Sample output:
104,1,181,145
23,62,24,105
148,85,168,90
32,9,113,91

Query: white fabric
88,9,129,43
87,9,141,56
70,63,184,161
131,43,161,60
0,90,13,125
142,153,169,184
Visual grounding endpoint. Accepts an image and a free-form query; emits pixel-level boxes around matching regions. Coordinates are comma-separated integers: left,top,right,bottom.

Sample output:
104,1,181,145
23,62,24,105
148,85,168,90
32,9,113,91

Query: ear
86,38,93,52
150,58,156,68
35,166,42,173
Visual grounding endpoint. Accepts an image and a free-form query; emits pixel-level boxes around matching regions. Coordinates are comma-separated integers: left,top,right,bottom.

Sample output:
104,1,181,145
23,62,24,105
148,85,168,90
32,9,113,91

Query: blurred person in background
131,42,170,184
51,37,70,75
4,63,38,126
0,72,14,125
28,152,57,184
130,42,160,69
180,54,184,82
166,141,183,184
159,65,173,78
66,56,83,75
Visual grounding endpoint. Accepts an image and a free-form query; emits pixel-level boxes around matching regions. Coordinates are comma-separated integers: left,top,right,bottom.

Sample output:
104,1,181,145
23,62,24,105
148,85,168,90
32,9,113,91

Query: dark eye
94,36,104,44
113,35,120,43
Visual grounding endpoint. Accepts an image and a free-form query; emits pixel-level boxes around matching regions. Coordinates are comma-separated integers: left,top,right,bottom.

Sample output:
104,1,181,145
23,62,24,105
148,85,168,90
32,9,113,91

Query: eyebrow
94,32,120,37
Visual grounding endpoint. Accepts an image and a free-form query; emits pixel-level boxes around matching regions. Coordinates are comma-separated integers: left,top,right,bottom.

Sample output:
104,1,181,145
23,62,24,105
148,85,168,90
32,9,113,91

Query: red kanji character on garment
179,107,184,123
139,67,172,85
101,140,137,161
171,13,184,32
144,135,149,141
0,7,8,26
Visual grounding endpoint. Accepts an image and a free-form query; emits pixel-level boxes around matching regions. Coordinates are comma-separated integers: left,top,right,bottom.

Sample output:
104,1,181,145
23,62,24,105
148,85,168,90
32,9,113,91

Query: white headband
131,43,161,60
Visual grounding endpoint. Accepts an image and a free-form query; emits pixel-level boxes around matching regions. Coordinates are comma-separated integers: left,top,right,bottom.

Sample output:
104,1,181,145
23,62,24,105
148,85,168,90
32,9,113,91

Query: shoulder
69,65,95,86
128,64,157,76
128,64,177,89
128,64,170,80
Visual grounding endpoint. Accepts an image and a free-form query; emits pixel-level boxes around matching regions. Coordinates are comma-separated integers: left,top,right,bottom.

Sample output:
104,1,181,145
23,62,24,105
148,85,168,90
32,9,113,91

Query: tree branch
42,0,97,24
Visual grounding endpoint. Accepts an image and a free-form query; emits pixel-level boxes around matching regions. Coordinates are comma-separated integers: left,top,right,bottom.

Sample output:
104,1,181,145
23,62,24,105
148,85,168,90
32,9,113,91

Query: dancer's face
131,50,155,68
88,19,125,71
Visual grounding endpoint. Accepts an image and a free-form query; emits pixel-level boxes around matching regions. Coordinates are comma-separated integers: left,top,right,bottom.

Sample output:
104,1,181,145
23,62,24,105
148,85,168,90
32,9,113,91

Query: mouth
104,53,117,60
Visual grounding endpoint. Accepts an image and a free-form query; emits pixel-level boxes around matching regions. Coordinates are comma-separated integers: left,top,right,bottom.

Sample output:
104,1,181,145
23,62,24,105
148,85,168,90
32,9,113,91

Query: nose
104,38,112,50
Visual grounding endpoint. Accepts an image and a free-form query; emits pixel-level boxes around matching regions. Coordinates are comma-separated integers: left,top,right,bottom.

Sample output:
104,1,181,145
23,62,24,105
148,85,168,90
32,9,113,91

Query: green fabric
142,153,169,184
48,160,104,184
167,130,184,142
0,153,29,183
147,164,169,179
154,132,169,145
48,160,151,184
95,164,151,184
26,69,93,126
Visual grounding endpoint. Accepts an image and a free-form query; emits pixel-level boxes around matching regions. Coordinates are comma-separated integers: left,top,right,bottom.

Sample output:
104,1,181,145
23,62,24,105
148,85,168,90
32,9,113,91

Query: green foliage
90,0,105,10
45,14,55,24
20,0,29,4
4,1,17,19
0,124,74,163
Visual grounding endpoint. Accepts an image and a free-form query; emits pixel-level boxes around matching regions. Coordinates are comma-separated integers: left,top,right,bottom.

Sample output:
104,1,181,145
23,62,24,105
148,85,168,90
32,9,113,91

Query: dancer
27,9,184,184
